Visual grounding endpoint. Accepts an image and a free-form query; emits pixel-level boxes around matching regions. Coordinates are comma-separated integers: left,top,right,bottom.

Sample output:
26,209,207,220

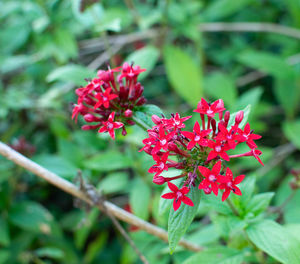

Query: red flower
194,98,225,118
181,121,211,149
98,112,123,139
218,168,244,201
251,149,264,166
151,126,174,155
118,62,146,81
161,182,194,211
94,88,118,109
215,124,238,149
207,141,230,161
236,123,262,149
198,160,222,196
148,152,169,176
162,113,192,130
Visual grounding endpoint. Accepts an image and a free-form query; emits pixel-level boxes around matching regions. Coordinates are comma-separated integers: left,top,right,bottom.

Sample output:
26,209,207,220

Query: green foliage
247,220,300,264
168,183,201,253
163,45,203,107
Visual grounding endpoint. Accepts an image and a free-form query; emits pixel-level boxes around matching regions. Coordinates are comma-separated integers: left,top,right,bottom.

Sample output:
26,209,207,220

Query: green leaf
245,192,274,216
84,151,132,171
125,46,160,80
168,185,201,253
247,220,300,264
203,0,253,20
0,217,9,246
46,64,95,86
133,104,164,129
75,208,100,249
58,138,84,167
97,172,129,194
33,154,78,179
130,178,151,220
35,247,64,259
183,247,244,264
204,72,237,108
9,201,54,234
227,104,251,129
237,50,295,79
233,87,263,112
0,250,10,264
201,192,232,215
283,120,300,149
163,45,202,107
275,77,300,118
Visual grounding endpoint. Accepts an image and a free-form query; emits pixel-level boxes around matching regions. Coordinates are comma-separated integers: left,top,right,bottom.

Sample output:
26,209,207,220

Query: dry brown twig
0,141,203,253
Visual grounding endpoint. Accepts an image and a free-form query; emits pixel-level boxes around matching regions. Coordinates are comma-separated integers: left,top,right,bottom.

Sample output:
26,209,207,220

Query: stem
0,141,202,252
226,199,240,217
132,115,151,131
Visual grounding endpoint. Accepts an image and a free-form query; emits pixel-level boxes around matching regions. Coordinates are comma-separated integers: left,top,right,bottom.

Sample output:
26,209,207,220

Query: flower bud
235,111,244,125
84,114,98,123
124,109,133,118
289,181,299,190
122,127,127,136
153,176,166,185
224,111,230,123
151,115,161,125
136,96,146,106
203,187,212,194
127,119,135,126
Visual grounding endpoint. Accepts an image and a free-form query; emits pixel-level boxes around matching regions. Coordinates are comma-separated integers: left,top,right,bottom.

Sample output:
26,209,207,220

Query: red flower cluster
141,98,263,211
72,62,146,139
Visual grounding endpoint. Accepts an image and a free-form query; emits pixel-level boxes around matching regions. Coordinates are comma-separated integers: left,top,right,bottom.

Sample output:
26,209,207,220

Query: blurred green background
1,0,300,263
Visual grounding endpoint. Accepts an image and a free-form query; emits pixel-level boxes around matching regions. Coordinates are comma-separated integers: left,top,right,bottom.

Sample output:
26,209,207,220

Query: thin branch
200,22,300,40
0,141,203,253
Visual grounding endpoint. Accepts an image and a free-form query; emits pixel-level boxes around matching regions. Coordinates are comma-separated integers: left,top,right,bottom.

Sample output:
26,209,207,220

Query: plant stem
226,199,240,217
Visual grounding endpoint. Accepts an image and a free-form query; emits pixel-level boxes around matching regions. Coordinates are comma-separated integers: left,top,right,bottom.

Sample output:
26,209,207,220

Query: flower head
161,182,194,211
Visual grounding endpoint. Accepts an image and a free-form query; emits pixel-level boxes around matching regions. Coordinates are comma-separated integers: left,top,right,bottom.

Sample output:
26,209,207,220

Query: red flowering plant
72,62,147,139
140,98,263,211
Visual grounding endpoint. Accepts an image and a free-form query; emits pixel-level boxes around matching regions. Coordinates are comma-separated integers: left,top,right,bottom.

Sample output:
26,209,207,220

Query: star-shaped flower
98,112,123,139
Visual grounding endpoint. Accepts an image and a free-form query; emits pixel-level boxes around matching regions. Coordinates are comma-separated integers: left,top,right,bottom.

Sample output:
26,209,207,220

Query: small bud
235,111,244,125
153,176,166,185
124,109,133,118
203,187,212,195
81,124,100,130
122,127,127,136
211,119,216,133
224,111,230,123
122,62,130,73
84,114,98,123
289,181,299,190
127,119,135,126
136,97,146,106
151,115,161,125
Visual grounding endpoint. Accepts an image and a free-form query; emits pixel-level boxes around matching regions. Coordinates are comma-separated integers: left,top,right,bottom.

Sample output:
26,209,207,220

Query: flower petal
222,189,231,201
182,196,194,207
212,160,222,175
173,199,181,211
198,166,211,177
233,175,245,185
167,181,178,192
161,192,176,199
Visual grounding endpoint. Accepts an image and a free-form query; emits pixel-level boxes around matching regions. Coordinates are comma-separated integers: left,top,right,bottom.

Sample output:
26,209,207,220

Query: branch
0,141,203,253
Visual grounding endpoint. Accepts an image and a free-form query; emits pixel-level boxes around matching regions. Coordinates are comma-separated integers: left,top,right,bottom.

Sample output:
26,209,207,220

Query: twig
0,141,203,253
236,53,300,86
78,175,149,264
200,22,300,40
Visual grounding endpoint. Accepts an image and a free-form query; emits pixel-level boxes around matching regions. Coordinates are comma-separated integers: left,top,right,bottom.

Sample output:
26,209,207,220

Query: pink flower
98,112,123,139
207,141,230,161
162,113,192,130
94,88,118,109
194,98,225,118
181,121,211,149
215,124,238,149
236,123,262,149
198,161,222,196
218,168,244,201
161,182,194,211
148,152,169,176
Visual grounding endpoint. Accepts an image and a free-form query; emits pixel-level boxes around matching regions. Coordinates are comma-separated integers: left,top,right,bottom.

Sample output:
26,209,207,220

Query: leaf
168,185,201,253
275,77,300,118
203,0,253,20
283,120,300,149
97,172,129,194
247,220,300,264
133,104,165,129
163,45,202,107
0,250,10,264
84,151,132,171
35,247,64,259
33,154,78,179
9,201,54,234
227,104,251,129
237,50,295,79
46,64,95,86
125,46,160,80
201,190,232,215
204,72,237,108
57,138,84,167
245,192,274,216
130,178,151,220
0,217,9,246
233,87,263,112
183,247,244,264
